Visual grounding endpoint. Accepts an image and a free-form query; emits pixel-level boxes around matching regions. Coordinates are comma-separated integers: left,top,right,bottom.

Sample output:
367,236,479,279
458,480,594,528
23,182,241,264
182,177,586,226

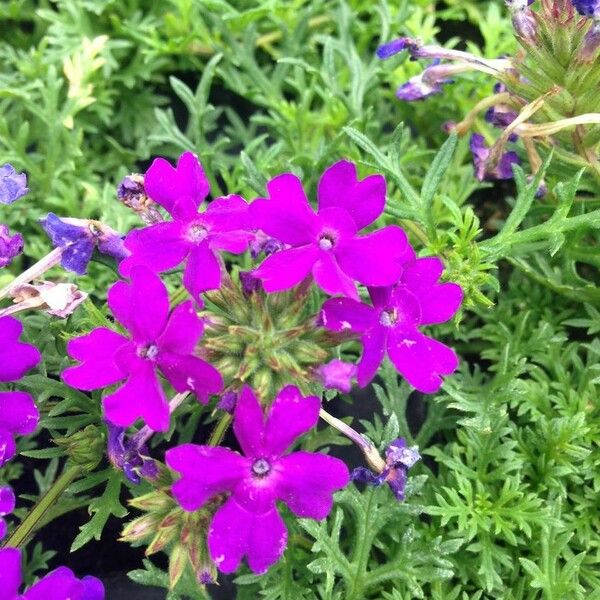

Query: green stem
208,413,232,447
3,464,81,549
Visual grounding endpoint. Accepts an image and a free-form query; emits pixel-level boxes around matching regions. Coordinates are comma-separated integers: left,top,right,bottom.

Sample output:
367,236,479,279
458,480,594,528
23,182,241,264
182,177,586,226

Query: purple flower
0,164,28,205
119,152,253,303
0,485,15,539
506,0,538,42
580,22,600,61
318,359,357,393
376,37,415,59
394,59,459,101
573,0,600,18
352,437,420,501
0,547,104,599
251,161,409,300
217,390,238,413
470,133,520,181
106,423,158,484
239,270,263,295
40,213,129,276
320,256,462,393
0,316,40,466
166,385,349,574
249,230,284,259
0,225,24,268
62,266,223,432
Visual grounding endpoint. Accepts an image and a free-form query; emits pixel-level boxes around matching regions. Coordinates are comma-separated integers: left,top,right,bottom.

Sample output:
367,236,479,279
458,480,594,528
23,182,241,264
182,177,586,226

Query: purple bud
376,37,414,59
239,270,263,296
0,164,28,205
469,133,520,181
249,230,284,258
198,570,215,585
318,359,357,393
580,22,600,61
217,390,237,414
573,0,600,18
506,0,537,42
0,225,24,268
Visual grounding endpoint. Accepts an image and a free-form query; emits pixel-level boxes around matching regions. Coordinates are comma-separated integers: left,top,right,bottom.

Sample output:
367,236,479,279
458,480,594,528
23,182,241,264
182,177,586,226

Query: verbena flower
0,225,24,269
0,547,104,599
62,266,223,432
352,437,420,501
0,316,40,466
318,359,357,393
106,423,158,484
470,133,520,181
0,485,15,539
0,164,28,205
166,385,349,574
40,213,128,276
251,160,409,300
320,256,462,393
120,152,253,303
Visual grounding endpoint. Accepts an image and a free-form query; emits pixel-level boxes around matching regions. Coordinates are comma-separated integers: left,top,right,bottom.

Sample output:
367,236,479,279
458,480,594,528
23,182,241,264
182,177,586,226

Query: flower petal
233,386,265,457
108,267,170,341
275,451,349,518
157,352,223,402
357,326,387,387
103,364,169,431
60,238,95,276
253,246,318,293
0,486,15,516
250,174,317,245
264,386,320,455
0,391,39,436
167,444,247,511
158,300,203,354
317,160,386,229
319,297,377,333
203,194,252,232
0,316,41,383
0,430,16,467
208,498,287,574
63,328,129,390
312,253,359,300
336,225,408,287
387,329,459,393
119,221,189,277
183,241,222,301
0,547,22,599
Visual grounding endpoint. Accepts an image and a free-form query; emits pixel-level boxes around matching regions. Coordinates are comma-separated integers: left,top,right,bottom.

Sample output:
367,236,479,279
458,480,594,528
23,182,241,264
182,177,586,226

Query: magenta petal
0,430,16,467
312,253,359,300
210,230,254,253
81,576,105,600
0,391,39,436
158,301,203,354
387,329,459,393
119,221,189,277
234,387,265,457
368,285,393,309
336,225,408,287
0,486,15,516
264,386,320,455
250,174,317,245
63,328,129,390
320,297,377,333
317,160,386,229
144,151,209,220
157,352,223,402
208,498,287,574
167,444,247,511
357,326,387,387
253,246,318,293
0,547,22,599
204,194,251,232
108,267,170,341
0,316,41,383
183,241,222,301
276,451,349,518
103,364,169,431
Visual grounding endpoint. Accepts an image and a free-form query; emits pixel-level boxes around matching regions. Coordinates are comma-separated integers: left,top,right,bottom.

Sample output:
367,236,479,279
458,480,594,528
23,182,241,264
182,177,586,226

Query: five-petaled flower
250,160,409,300
166,385,349,574
120,152,253,303
0,547,104,599
62,266,223,432
0,316,40,466
320,256,462,393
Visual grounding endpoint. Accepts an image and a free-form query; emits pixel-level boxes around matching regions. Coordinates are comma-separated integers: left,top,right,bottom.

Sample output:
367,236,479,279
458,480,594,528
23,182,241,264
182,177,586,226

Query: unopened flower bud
54,425,105,472
117,174,163,224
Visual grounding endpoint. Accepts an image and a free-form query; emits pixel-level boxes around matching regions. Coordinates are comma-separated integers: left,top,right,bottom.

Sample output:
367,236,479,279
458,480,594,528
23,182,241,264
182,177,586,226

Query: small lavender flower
249,230,284,258
395,61,452,101
352,437,420,501
470,133,520,181
376,37,416,60
580,22,600,61
106,423,158,484
40,213,129,276
239,270,263,295
318,359,357,393
0,485,15,539
217,390,238,414
573,0,600,18
0,225,24,268
506,0,538,42
0,164,28,205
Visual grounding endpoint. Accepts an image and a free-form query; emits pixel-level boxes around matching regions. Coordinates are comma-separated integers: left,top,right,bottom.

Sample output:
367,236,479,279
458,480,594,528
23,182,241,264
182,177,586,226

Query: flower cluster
0,164,29,269
378,0,600,189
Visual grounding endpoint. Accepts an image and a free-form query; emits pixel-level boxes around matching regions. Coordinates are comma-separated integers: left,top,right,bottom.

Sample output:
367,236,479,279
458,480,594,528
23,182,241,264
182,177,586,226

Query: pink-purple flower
119,152,253,303
62,266,223,432
0,224,24,269
470,133,520,181
0,547,104,599
318,359,357,394
320,257,462,393
0,485,15,539
0,316,41,466
250,160,409,300
166,385,349,574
